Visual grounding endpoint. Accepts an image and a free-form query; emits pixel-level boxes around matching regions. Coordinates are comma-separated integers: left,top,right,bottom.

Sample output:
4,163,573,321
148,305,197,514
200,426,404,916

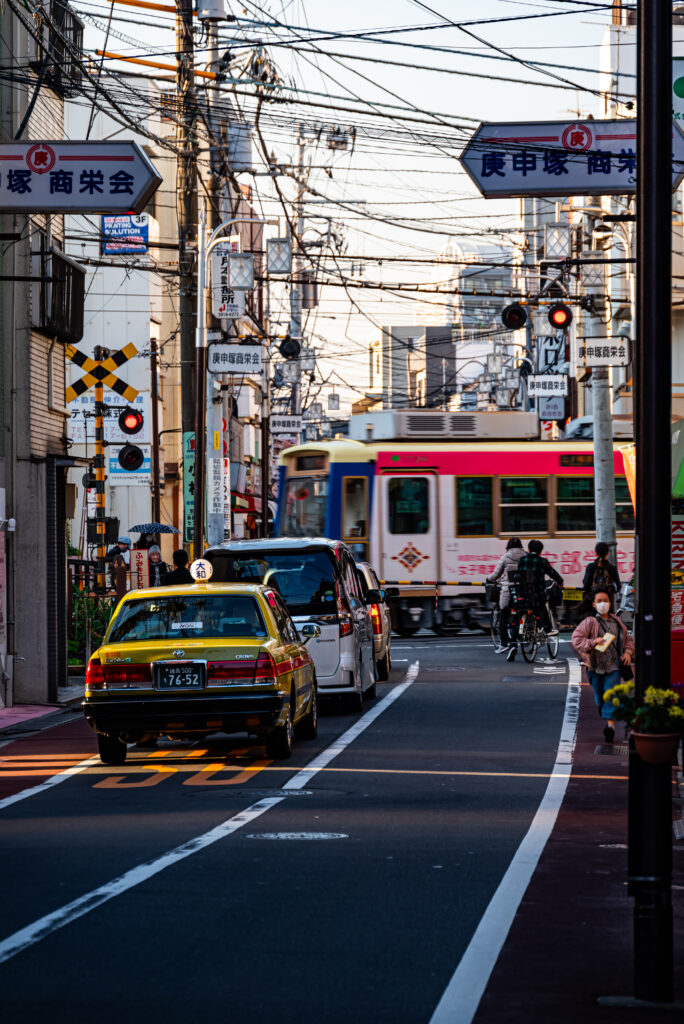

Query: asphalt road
0,635,574,1024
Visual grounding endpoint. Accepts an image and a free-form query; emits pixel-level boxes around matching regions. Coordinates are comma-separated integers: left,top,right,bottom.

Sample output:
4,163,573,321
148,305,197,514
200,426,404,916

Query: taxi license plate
156,664,205,690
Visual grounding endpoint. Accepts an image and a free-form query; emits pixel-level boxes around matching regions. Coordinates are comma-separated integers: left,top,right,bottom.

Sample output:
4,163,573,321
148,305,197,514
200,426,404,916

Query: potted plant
603,683,684,764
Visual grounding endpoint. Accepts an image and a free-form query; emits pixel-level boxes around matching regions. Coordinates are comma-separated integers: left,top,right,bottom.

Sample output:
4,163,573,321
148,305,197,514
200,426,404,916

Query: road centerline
0,662,419,967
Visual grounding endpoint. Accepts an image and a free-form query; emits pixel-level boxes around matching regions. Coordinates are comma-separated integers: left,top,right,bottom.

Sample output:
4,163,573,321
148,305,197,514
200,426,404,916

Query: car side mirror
365,588,382,604
300,623,321,643
383,587,399,599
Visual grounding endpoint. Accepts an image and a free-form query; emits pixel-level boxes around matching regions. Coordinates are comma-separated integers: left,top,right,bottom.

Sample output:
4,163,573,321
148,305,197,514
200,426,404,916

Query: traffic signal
501,304,527,330
118,406,143,435
279,335,301,360
118,443,145,472
548,303,573,329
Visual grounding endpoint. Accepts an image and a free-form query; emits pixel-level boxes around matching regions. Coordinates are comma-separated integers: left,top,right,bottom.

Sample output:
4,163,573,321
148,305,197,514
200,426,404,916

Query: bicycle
511,581,560,664
486,583,501,649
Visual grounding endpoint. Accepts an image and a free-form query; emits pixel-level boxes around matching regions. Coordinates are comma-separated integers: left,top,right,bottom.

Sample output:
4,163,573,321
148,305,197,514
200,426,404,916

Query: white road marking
429,660,580,1024
0,756,101,812
0,662,419,965
246,832,348,840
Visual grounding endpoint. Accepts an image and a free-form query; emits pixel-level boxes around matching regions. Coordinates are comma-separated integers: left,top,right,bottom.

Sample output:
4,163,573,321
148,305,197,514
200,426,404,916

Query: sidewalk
0,679,84,734
474,680,684,1022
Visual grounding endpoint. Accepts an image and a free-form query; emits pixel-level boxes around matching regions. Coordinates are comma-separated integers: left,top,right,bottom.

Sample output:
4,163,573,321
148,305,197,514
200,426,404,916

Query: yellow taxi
82,583,319,765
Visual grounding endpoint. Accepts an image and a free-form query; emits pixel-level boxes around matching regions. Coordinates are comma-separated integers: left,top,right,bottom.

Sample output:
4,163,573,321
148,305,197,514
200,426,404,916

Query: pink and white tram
276,413,634,636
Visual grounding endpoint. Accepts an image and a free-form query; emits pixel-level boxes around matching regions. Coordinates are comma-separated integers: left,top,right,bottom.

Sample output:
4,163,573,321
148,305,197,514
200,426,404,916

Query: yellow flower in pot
603,683,684,764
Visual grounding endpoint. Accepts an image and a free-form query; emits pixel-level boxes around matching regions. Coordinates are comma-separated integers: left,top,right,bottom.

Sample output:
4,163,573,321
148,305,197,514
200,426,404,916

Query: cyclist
486,537,524,653
507,539,564,662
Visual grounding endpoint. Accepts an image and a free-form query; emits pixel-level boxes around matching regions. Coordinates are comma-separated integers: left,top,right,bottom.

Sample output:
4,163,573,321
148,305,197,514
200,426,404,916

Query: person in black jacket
163,549,194,585
582,541,621,597
508,540,564,661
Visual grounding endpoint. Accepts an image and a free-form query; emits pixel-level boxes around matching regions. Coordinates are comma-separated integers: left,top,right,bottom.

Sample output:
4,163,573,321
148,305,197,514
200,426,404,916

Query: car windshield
107,594,268,643
208,549,337,617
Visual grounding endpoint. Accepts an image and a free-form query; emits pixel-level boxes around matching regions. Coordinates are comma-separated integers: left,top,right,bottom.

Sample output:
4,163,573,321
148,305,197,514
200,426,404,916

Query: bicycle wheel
546,610,559,660
490,606,500,647
520,613,538,663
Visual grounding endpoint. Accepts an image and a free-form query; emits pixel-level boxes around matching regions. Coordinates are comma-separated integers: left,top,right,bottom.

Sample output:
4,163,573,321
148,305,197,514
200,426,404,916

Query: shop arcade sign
0,141,162,213
460,119,684,198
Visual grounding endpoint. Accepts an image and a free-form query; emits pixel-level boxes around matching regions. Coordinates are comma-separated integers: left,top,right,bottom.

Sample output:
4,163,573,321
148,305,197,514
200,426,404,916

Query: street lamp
194,205,280,554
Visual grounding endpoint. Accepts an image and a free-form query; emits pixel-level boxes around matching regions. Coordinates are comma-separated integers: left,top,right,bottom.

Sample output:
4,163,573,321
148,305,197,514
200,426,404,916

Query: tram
275,410,635,635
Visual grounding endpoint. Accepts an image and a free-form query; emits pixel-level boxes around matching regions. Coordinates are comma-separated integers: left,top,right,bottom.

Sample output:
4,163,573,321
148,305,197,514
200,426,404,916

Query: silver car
356,562,394,681
203,538,376,710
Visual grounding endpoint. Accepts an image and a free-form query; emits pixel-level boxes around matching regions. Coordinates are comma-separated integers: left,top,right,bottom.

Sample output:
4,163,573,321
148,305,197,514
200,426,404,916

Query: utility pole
176,0,197,552
630,0,673,1005
203,8,226,550
150,338,161,528
290,126,305,416
584,202,617,564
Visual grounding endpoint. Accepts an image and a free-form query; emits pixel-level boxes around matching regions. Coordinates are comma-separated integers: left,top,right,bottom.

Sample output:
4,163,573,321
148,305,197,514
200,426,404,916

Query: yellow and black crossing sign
65,342,139,403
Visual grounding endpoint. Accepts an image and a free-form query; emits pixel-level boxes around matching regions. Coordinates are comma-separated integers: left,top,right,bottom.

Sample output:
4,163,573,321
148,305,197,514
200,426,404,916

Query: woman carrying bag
571,588,635,744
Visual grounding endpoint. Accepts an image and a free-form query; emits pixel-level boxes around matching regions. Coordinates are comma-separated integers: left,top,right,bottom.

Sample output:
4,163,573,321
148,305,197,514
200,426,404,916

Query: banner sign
270,415,302,434
528,374,568,397
68,391,150,444
577,338,630,367
130,549,150,590
0,141,161,212
101,213,148,254
211,239,244,317
108,445,151,487
208,344,262,374
460,118,684,198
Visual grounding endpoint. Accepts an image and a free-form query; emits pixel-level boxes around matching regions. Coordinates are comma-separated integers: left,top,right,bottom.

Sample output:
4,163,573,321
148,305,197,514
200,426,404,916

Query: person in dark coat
582,541,621,597
163,549,194,585
148,544,168,587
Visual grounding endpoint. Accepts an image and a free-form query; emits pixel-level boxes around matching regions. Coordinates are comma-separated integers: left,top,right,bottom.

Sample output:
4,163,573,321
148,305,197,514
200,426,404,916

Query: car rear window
107,594,268,642
208,549,338,617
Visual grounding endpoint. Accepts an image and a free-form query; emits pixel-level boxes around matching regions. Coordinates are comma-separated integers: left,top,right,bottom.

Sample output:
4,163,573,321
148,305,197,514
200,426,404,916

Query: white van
204,538,377,709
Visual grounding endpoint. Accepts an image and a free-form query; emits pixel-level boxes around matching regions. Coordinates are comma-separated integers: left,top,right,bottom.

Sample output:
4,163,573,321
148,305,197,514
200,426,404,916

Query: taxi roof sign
190,558,213,582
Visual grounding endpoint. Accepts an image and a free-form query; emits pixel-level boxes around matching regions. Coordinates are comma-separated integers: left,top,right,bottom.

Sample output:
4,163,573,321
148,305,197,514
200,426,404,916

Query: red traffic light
501,304,527,330
118,407,143,435
548,303,573,329
118,444,144,472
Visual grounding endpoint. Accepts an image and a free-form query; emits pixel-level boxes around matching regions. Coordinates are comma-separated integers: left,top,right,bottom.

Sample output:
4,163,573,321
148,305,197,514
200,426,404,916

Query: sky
71,0,623,411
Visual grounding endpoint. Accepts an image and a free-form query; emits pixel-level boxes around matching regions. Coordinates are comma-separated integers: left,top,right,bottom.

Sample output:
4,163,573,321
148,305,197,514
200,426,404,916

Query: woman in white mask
572,589,635,744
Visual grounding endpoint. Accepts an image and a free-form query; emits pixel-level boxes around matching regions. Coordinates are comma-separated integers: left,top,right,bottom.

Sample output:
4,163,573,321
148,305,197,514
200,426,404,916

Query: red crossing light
548,303,573,329
118,407,144,435
501,304,527,330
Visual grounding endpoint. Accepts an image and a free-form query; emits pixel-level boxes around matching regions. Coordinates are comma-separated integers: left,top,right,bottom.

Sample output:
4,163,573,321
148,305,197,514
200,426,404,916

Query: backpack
592,563,612,593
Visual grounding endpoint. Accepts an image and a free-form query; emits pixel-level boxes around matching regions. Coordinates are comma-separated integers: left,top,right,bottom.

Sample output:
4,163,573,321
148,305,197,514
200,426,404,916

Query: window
107,594,267,643
388,477,429,534
29,1,85,98
616,477,635,531
32,240,85,342
456,477,493,536
500,477,548,533
556,477,596,532
282,476,328,537
208,549,338,617
342,477,368,538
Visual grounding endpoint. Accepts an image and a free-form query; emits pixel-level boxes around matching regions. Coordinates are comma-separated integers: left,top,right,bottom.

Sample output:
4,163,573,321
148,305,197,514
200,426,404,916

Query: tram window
615,476,636,531
296,455,326,471
342,477,368,538
556,477,596,532
282,476,328,537
500,477,548,533
456,477,493,536
388,477,429,534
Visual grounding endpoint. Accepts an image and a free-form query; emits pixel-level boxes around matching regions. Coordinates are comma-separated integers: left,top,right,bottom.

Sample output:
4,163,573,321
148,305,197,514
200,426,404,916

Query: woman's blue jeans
587,668,622,720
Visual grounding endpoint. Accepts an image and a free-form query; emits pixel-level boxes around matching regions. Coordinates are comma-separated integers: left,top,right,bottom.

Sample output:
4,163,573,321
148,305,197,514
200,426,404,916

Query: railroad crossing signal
65,342,139,403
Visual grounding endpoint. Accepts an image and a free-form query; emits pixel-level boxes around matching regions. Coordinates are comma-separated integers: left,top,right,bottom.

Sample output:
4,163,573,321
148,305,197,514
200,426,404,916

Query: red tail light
85,657,105,690
336,580,353,637
255,652,277,685
102,664,152,686
370,604,382,636
208,660,257,682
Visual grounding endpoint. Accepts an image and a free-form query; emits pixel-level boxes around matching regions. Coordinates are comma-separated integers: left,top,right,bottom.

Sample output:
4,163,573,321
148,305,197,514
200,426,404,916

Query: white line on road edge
0,756,101,812
0,662,419,966
428,660,581,1024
